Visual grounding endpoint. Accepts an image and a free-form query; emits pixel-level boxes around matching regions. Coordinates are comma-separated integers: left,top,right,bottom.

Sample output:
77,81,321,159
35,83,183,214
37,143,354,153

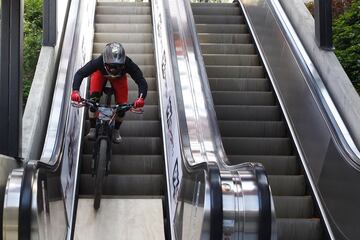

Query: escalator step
212,91,275,105
268,175,306,196
192,6,240,15
201,43,256,54
277,218,323,240
196,24,248,34
215,105,281,121
128,90,158,105
218,120,286,137
95,14,152,24
191,3,236,8
96,6,151,15
274,196,314,218
83,137,162,155
222,137,292,155
97,2,150,7
227,155,299,175
81,154,163,175
95,23,153,33
194,15,245,24
198,33,252,44
203,54,260,66
206,66,265,78
79,174,163,195
94,33,153,43
209,78,270,91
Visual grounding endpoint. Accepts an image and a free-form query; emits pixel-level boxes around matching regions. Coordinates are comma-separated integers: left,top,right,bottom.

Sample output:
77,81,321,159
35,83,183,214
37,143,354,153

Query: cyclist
71,42,148,143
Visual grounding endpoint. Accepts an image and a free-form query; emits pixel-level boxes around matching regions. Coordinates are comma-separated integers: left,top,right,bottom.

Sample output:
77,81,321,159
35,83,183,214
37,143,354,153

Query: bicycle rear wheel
94,139,107,209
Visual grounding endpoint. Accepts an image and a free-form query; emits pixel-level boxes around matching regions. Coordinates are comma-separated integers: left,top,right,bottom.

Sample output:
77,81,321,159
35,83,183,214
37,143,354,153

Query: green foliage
23,0,43,104
333,0,360,91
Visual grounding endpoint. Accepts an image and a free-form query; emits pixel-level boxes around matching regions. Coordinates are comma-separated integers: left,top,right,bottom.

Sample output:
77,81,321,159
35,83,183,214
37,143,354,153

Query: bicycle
72,87,143,209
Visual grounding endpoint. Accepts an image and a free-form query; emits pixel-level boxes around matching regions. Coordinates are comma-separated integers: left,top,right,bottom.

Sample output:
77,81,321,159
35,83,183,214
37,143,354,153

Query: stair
192,2,324,240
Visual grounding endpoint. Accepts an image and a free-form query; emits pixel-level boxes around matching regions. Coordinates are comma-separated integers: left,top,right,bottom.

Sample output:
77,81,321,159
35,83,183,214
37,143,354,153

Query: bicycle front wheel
94,139,107,210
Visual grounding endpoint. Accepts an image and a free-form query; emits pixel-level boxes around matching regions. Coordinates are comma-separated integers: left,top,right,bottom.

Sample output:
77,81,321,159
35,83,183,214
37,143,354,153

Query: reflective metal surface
153,0,274,238
239,0,360,238
3,169,23,240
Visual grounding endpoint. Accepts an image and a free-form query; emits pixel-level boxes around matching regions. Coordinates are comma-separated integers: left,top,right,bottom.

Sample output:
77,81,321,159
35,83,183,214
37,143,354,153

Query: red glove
133,97,145,108
71,90,81,102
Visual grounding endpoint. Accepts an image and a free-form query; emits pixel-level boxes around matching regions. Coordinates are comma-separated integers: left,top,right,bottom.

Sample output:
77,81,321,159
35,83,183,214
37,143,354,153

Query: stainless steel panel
240,0,360,238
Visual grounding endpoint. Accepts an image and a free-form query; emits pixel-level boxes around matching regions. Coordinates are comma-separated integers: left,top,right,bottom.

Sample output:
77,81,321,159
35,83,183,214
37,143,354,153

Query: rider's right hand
71,90,81,102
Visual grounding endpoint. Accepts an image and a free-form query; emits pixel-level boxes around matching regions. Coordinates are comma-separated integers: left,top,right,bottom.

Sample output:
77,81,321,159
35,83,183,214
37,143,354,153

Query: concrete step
268,175,306,196
201,43,256,54
96,6,151,15
222,137,292,155
94,33,153,43
196,24,248,34
194,15,245,24
274,196,314,218
227,155,299,175
277,218,323,240
198,33,251,44
192,6,241,15
81,154,163,175
79,174,163,195
218,120,286,137
208,78,270,91
215,105,281,121
95,14,151,24
206,66,265,78
212,91,275,105
95,23,152,33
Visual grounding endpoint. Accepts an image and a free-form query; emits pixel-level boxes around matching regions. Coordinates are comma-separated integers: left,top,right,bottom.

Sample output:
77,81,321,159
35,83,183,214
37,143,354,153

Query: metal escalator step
118,105,159,120
215,105,281,121
83,137,162,155
79,174,163,195
194,15,244,24
218,121,286,137
204,54,259,66
212,91,275,105
222,137,292,155
96,6,151,15
95,23,152,33
209,78,270,91
196,24,248,34
268,175,306,196
192,7,240,15
95,15,151,24
84,120,161,137
81,154,163,175
274,196,314,218
227,155,299,175
206,66,265,78
94,33,153,43
93,43,154,54
128,90,158,105
97,2,150,7
191,3,237,8
201,43,256,54
198,33,251,44
128,77,157,90
277,218,322,240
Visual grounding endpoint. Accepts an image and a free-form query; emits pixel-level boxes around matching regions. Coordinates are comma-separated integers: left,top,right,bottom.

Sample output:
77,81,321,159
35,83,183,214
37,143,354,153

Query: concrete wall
279,0,360,149
21,0,71,160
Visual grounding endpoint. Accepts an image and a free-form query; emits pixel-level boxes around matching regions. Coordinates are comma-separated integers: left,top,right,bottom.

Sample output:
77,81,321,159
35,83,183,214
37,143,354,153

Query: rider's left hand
134,97,144,108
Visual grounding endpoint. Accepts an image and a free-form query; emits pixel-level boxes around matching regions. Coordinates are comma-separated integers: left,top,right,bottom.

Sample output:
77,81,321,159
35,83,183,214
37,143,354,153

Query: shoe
112,129,122,143
86,128,96,141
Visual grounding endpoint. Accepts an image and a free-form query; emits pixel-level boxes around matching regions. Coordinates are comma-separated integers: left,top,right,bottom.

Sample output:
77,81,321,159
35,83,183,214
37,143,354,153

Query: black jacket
72,55,148,98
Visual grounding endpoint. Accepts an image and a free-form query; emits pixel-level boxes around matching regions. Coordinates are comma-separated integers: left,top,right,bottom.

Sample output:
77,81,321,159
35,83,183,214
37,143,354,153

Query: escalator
75,1,165,239
191,2,323,239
